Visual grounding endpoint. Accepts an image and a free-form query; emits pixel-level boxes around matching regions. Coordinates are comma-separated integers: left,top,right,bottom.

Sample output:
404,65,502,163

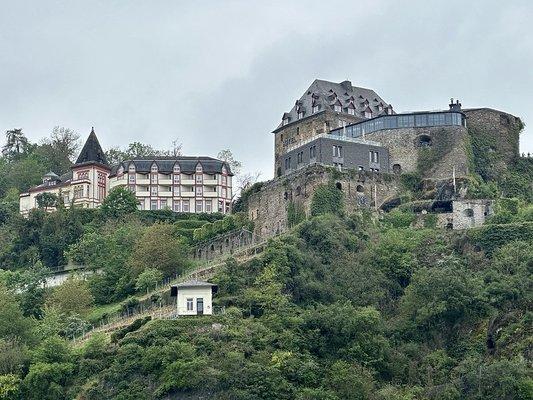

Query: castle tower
70,128,111,208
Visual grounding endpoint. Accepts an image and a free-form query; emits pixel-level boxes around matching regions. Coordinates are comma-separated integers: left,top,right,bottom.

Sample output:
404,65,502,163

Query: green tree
135,268,163,292
217,149,241,175
0,339,28,375
326,360,374,400
35,127,79,174
0,374,21,400
100,187,138,218
35,192,60,209
131,223,190,277
2,128,29,158
0,285,33,342
304,302,388,369
22,362,74,400
68,220,142,303
399,262,487,341
48,278,94,316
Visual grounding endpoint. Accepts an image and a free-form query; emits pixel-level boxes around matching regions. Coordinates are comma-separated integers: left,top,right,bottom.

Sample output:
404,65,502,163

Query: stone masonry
247,164,401,238
273,110,361,176
464,108,523,176
365,125,470,180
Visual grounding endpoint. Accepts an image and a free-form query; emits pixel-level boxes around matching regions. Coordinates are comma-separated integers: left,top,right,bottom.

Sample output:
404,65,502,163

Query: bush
400,172,422,193
381,210,416,228
48,278,94,316
468,222,533,256
110,316,151,343
135,268,163,293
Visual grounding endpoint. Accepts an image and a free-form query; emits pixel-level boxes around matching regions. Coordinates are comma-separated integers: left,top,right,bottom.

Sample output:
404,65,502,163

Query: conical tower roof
75,127,109,167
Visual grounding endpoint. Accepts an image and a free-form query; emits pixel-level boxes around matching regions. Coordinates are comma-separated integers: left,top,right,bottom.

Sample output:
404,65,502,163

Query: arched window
392,164,402,174
418,135,432,147
196,163,203,173
463,208,474,217
336,182,342,190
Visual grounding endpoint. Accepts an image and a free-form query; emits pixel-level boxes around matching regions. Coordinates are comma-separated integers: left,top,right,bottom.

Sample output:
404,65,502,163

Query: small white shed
170,280,218,316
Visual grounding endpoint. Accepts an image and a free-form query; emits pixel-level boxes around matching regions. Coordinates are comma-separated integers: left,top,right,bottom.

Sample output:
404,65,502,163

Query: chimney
340,80,352,91
449,98,462,112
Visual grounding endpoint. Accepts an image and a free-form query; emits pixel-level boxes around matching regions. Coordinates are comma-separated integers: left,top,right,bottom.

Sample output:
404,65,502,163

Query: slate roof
109,156,233,177
43,171,60,180
273,79,393,132
75,128,109,167
28,171,73,193
173,280,217,288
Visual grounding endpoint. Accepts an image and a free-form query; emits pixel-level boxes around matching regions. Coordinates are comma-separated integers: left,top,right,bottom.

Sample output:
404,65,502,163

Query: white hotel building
20,129,234,215
108,156,233,213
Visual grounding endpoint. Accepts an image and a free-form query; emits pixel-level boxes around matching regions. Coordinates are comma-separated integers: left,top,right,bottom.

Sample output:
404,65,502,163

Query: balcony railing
286,133,380,153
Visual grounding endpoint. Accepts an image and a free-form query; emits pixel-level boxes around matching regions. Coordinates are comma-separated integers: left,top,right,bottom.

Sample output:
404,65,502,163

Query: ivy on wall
310,183,344,217
416,129,456,176
287,201,306,227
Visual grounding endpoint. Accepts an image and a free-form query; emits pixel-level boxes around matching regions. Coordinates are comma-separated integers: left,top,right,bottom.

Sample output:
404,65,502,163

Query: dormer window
312,104,319,114
334,104,342,113
387,106,393,115
196,163,203,173
378,104,384,112
173,164,180,173
364,109,372,119
128,164,136,173
298,111,304,119
151,163,158,172
282,117,289,126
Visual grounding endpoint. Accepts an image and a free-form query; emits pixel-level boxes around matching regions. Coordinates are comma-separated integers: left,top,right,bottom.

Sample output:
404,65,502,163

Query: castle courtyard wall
247,165,401,238
365,125,469,180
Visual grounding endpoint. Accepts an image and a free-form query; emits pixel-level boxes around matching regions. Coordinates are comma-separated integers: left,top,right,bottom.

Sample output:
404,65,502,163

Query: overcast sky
1,0,531,179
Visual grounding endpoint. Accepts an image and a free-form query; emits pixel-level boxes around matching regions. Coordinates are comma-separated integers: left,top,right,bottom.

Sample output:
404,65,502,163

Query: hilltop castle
246,79,523,237
19,129,234,215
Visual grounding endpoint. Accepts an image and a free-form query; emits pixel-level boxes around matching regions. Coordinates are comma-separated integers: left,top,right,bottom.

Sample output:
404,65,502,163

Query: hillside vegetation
0,129,531,399
1,200,532,399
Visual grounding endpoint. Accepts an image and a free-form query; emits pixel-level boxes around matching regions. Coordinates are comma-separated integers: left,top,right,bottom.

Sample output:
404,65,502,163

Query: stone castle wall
247,164,401,238
365,125,470,180
464,108,523,176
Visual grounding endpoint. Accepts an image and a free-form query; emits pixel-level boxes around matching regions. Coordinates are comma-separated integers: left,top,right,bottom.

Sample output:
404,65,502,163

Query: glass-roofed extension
330,111,466,139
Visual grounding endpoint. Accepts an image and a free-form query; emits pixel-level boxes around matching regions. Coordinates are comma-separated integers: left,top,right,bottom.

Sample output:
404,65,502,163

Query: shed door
197,298,204,315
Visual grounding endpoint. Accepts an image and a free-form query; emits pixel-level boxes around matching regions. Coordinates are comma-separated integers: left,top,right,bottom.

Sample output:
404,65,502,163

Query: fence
70,226,272,343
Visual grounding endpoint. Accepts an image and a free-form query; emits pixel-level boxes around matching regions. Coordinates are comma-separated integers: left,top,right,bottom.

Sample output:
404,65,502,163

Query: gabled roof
75,128,109,167
274,79,392,132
